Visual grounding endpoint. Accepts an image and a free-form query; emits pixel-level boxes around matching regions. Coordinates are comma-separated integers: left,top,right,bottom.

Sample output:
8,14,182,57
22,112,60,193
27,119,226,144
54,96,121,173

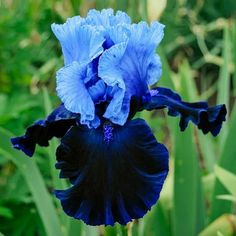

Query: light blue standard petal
110,10,131,25
126,21,164,85
88,80,106,104
98,21,164,125
86,9,114,27
146,54,162,85
51,19,105,65
86,9,131,28
85,9,131,50
107,24,130,44
98,42,128,125
56,61,96,126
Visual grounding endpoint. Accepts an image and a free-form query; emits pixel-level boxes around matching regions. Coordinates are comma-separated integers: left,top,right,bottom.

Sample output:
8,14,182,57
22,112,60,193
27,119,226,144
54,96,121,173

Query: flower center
103,122,113,144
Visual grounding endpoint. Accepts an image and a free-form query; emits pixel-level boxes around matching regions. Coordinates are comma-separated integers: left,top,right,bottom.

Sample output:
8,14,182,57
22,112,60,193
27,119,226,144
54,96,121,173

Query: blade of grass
96,0,109,10
128,0,140,22
173,126,203,236
85,225,99,236
140,0,148,21
215,166,236,198
199,214,236,236
173,61,205,236
70,0,82,15
143,203,171,236
104,224,128,236
158,46,178,144
178,60,216,173
117,0,128,11
217,195,236,203
210,103,236,221
198,132,216,173
67,219,83,236
42,87,78,234
42,87,68,190
217,25,231,149
0,128,64,236
232,21,236,96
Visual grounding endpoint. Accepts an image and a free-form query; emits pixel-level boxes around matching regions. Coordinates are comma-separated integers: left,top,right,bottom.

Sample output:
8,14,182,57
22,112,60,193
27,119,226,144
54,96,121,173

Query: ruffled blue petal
110,10,131,25
112,21,164,86
55,119,168,226
98,42,128,125
88,80,106,104
11,105,78,157
86,9,131,28
51,19,105,65
98,21,164,125
142,87,227,136
56,61,100,127
85,9,131,50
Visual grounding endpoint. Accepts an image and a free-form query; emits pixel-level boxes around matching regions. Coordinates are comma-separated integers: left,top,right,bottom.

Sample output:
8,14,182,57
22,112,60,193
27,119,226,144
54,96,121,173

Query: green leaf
117,0,128,11
217,25,231,149
143,203,171,236
210,103,236,221
173,61,205,236
198,132,216,173
140,0,148,21
173,126,204,236
215,166,236,198
42,87,67,190
216,195,236,203
68,219,84,236
0,128,64,236
232,21,236,96
42,87,70,231
104,224,128,236
199,214,236,236
0,206,13,219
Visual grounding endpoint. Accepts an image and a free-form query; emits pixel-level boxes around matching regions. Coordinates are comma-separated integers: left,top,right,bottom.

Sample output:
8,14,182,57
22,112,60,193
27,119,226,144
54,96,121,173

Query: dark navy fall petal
142,87,227,136
55,118,169,226
11,105,78,157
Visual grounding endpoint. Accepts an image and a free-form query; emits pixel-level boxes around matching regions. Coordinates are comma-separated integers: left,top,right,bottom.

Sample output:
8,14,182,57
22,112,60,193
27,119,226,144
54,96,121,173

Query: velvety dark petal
11,105,78,157
142,87,227,136
55,118,168,226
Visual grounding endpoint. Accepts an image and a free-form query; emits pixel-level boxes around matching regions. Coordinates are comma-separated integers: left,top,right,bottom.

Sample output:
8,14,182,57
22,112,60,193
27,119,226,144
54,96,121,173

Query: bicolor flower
11,9,226,226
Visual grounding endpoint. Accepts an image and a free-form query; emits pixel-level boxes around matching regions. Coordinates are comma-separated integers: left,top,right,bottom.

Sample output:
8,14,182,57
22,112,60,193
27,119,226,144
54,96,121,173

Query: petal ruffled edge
142,87,227,136
85,9,131,28
52,19,105,65
54,118,169,226
98,21,164,126
11,105,78,157
56,61,99,127
98,42,128,125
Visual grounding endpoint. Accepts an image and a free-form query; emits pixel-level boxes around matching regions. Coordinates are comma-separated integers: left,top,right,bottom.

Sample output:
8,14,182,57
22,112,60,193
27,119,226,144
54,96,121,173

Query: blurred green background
0,0,236,235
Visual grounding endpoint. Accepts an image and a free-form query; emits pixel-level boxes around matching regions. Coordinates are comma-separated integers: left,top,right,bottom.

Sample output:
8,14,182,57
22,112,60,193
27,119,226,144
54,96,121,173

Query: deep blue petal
142,87,227,136
55,119,169,226
11,105,78,157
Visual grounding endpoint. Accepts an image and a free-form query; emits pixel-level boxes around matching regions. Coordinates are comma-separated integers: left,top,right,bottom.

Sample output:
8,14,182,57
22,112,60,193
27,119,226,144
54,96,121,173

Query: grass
0,0,235,235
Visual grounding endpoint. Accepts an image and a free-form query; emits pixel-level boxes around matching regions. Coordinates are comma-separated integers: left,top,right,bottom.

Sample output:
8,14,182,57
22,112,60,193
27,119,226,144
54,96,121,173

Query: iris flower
11,9,226,226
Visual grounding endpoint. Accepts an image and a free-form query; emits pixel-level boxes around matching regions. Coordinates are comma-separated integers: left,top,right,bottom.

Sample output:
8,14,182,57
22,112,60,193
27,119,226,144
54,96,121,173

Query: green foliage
0,0,235,235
